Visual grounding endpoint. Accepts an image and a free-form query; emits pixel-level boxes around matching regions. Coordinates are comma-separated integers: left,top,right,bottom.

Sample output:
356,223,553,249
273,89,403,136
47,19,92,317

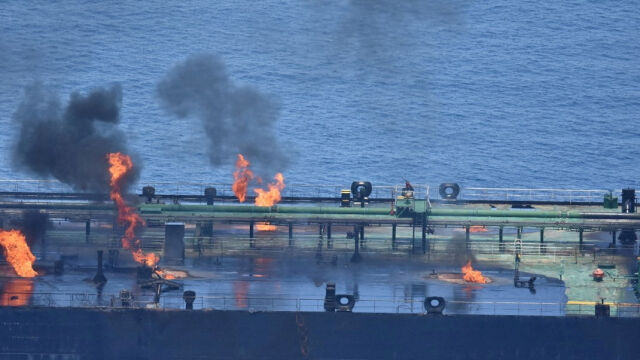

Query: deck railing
3,291,639,317
456,187,611,203
0,179,624,204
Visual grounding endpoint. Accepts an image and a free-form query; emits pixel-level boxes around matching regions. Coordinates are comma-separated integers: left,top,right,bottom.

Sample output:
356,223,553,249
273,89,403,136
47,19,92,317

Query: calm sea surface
1,1,639,192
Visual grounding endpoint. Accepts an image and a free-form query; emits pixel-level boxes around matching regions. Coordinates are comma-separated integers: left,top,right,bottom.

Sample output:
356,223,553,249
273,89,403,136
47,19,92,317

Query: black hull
0,307,636,359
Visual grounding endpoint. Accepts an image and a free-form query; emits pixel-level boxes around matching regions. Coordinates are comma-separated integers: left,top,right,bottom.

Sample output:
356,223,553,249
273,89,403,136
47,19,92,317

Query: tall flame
0,230,38,277
232,154,254,202
461,261,488,284
107,153,159,267
255,173,284,231
231,154,285,231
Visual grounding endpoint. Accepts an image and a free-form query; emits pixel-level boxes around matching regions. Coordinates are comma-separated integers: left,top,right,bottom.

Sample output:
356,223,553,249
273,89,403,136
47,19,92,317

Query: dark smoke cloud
445,230,475,265
12,83,139,192
157,54,288,173
14,211,51,246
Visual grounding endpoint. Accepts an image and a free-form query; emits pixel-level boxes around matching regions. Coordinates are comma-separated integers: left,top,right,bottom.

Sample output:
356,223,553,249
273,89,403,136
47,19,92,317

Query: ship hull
0,307,636,359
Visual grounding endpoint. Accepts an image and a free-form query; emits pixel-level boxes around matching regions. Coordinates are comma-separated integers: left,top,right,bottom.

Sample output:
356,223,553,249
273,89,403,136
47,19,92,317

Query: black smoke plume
12,83,139,192
157,54,288,173
445,230,475,265
14,210,51,246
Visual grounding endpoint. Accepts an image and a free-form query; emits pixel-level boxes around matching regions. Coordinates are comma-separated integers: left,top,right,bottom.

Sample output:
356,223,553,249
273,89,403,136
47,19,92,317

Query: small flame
254,173,285,206
155,269,176,280
232,154,254,202
131,249,159,267
256,222,277,231
107,153,159,267
461,261,488,284
233,281,249,308
469,225,488,233
0,230,38,277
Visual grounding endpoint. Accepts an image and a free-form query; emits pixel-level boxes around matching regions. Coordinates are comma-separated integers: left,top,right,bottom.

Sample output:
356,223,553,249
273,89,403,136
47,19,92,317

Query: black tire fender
424,296,446,314
439,183,460,200
351,181,372,198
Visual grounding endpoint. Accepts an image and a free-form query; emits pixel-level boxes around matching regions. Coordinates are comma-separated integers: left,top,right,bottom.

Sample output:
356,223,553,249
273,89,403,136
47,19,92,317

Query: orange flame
254,173,284,231
469,226,488,233
107,153,159,267
231,154,285,231
255,173,285,206
0,230,38,277
232,154,254,202
233,281,249,308
256,222,277,231
155,269,176,280
0,278,34,306
461,261,488,283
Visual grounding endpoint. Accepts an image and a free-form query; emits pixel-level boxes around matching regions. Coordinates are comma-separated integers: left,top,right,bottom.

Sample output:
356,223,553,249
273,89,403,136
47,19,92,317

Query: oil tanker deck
1,181,639,359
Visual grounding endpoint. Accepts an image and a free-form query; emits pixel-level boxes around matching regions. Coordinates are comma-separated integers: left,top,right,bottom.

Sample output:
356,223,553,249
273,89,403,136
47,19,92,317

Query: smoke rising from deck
156,54,289,174
446,230,475,265
15,210,51,246
12,83,139,192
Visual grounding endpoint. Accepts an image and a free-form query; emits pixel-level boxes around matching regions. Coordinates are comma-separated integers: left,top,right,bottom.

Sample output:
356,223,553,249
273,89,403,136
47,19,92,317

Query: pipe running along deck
0,200,639,232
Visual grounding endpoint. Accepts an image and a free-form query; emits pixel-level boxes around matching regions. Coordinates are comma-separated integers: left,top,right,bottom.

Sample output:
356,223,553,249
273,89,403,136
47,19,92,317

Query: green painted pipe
147,204,593,219
150,204,271,213
427,208,582,218
158,211,399,221
143,204,391,215
143,203,640,220
4,201,640,222
275,205,390,215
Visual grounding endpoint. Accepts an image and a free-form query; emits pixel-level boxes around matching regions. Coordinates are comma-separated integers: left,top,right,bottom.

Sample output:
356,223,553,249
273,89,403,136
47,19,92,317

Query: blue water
1,1,639,190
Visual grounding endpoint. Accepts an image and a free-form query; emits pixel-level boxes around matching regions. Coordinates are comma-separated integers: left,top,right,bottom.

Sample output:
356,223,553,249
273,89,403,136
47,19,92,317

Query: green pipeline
142,204,391,215
140,204,640,220
3,202,639,221
427,208,581,218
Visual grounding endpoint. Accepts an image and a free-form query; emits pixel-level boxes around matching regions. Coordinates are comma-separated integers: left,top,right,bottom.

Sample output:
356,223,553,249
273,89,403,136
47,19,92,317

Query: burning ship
0,152,639,359
3,56,637,359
